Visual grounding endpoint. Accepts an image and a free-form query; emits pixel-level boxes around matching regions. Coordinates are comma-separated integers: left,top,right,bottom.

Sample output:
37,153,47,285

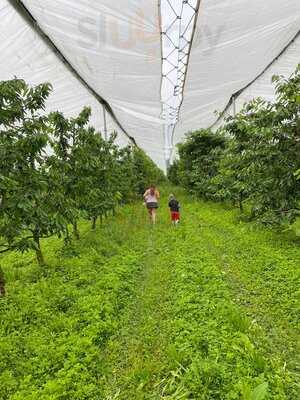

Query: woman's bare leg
148,208,152,223
152,209,157,224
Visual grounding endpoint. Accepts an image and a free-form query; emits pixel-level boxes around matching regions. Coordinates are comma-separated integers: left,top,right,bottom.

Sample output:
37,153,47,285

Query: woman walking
143,185,160,224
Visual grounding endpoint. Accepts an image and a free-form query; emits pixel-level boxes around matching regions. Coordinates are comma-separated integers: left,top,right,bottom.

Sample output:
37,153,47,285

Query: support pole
103,105,108,141
164,124,170,171
232,94,236,117
164,120,173,172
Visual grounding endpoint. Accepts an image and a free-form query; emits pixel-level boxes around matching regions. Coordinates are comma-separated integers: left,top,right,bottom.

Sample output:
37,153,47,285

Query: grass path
0,188,299,399
101,190,299,399
102,234,173,399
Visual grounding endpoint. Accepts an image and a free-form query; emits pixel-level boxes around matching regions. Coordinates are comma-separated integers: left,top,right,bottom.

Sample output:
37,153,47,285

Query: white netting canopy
1,0,299,170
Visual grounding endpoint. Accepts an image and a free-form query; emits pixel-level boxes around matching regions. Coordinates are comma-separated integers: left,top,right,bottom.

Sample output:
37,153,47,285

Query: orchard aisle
0,189,299,400
101,190,300,400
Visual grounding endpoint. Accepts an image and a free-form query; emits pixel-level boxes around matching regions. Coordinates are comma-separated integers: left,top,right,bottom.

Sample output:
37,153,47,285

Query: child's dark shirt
168,199,180,212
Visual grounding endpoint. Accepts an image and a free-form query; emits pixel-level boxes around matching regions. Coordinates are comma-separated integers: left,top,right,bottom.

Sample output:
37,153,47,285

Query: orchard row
0,79,164,265
169,65,300,227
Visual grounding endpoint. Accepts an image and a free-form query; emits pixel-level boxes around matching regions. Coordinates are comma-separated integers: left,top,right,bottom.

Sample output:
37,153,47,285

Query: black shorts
146,202,159,209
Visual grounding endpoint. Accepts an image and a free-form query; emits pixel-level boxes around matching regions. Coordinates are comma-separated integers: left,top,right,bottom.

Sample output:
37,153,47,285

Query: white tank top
145,190,158,203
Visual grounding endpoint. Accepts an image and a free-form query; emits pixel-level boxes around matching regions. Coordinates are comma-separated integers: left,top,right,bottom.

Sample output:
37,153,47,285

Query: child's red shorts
171,211,180,221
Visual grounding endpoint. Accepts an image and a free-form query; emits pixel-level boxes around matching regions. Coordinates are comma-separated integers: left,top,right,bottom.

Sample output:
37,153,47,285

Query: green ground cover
0,189,299,399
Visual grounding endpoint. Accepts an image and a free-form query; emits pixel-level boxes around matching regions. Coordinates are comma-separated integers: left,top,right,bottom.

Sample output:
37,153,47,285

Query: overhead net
160,0,200,165
1,0,299,169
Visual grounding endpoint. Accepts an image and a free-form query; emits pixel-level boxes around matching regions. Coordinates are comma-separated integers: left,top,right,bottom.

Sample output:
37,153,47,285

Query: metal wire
159,0,200,168
160,0,200,124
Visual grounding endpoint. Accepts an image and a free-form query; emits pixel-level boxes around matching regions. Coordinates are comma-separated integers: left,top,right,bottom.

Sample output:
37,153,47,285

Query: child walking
168,194,180,225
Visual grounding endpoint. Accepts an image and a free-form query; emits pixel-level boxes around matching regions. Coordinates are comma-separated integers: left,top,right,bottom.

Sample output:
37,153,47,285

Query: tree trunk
63,226,72,246
73,221,80,240
92,216,97,230
0,266,5,297
239,196,244,213
0,192,6,209
33,233,45,266
238,191,244,213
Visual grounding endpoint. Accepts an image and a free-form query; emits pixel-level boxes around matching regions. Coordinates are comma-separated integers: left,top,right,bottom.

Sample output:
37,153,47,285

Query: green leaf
250,382,268,400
